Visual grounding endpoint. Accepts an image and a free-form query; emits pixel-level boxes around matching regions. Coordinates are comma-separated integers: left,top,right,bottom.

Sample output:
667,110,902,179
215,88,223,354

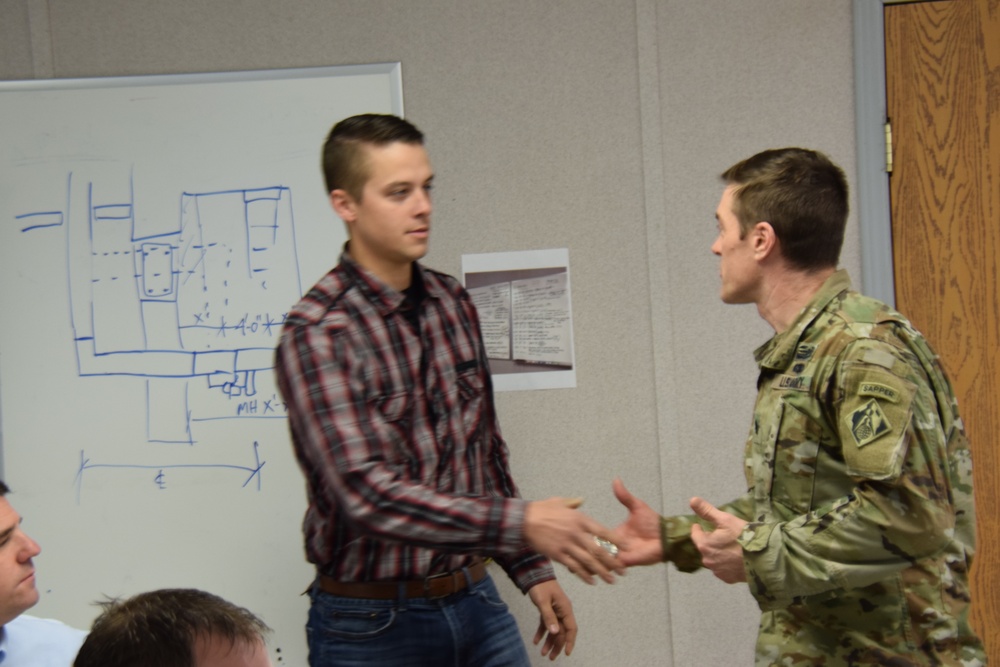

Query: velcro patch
847,398,892,447
777,375,811,391
861,347,898,370
839,356,917,480
795,344,816,361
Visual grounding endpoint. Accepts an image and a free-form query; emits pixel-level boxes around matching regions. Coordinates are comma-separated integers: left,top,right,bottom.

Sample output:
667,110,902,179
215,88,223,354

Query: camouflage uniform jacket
662,270,985,665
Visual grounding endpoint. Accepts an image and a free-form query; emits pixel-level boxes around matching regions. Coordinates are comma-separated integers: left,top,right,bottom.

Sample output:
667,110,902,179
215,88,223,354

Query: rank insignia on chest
848,398,892,447
795,343,816,361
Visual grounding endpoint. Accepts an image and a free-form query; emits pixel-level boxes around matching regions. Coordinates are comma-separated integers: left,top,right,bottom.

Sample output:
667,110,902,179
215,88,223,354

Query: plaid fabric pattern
275,251,552,592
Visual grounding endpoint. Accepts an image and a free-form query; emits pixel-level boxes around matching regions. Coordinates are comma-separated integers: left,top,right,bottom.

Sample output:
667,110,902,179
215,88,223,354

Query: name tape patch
777,375,811,391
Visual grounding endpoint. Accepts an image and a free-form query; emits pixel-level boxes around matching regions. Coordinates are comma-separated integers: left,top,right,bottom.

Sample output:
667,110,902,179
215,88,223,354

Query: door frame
852,0,912,307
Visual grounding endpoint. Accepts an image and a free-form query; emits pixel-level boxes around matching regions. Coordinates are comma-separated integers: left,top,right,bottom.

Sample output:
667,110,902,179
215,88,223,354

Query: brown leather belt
317,558,487,600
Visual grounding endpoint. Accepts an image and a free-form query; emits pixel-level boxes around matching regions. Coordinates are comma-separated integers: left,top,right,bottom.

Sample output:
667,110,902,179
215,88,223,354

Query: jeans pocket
309,598,398,641
471,577,509,611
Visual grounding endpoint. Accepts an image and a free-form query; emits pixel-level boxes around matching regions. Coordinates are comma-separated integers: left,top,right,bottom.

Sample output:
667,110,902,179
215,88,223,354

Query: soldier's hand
610,478,664,566
689,497,748,584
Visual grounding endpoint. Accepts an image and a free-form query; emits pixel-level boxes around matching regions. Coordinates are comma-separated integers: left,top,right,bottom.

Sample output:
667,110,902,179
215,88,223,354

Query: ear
751,221,778,261
329,189,357,225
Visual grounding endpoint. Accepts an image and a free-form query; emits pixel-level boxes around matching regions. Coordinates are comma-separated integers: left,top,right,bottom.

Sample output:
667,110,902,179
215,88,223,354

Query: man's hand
610,478,664,566
527,580,577,660
524,497,625,585
689,497,748,584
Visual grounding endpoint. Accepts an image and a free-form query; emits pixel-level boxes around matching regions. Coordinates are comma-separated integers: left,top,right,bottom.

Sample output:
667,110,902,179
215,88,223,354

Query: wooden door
885,0,1000,659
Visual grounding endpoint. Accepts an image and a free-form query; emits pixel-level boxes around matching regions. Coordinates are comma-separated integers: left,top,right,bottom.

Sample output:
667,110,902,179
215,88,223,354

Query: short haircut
321,113,424,201
721,147,849,271
73,588,270,667
0,481,9,496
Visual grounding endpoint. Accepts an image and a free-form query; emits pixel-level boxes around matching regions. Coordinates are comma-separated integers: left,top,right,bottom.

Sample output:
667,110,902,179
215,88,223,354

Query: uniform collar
753,269,852,371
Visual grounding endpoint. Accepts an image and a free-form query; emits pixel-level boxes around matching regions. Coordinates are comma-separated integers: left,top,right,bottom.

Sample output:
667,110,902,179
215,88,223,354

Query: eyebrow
385,174,433,188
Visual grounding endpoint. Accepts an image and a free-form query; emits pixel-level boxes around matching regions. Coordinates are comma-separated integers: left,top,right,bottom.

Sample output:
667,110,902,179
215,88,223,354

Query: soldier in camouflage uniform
612,148,986,666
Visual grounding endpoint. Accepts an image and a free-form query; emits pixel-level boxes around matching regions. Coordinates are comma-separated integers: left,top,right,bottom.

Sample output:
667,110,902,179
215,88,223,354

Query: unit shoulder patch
847,398,892,447
839,363,917,480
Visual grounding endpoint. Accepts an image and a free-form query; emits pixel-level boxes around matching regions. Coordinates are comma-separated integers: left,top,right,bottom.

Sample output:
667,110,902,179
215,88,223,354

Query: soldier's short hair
721,148,848,271
321,113,425,202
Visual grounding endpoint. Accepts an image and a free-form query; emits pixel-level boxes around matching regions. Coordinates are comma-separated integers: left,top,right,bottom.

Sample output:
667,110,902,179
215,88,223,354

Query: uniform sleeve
737,339,958,610
660,494,754,572
275,320,529,556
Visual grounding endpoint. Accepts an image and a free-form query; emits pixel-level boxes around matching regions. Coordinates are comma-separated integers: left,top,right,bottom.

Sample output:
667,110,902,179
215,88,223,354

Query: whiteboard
0,63,402,665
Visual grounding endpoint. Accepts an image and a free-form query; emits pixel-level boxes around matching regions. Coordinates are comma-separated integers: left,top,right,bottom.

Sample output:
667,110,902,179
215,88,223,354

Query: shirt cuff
737,522,785,609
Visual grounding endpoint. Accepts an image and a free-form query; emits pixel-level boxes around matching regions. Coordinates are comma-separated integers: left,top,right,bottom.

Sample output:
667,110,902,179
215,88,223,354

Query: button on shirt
275,252,553,592
0,615,87,666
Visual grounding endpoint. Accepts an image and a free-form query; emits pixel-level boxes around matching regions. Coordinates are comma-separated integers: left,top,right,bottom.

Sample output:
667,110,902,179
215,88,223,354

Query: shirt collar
339,244,444,317
753,269,852,371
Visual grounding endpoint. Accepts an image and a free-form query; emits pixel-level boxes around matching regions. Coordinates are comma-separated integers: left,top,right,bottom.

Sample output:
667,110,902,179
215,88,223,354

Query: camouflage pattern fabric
661,271,985,666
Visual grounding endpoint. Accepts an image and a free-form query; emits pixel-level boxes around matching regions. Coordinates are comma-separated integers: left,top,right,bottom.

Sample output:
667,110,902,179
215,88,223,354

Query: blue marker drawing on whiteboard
17,167,303,492
61,173,301,378
75,441,266,503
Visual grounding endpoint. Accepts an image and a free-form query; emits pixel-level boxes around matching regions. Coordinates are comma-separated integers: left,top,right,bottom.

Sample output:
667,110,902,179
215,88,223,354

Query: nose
413,188,432,216
18,532,41,562
710,237,722,256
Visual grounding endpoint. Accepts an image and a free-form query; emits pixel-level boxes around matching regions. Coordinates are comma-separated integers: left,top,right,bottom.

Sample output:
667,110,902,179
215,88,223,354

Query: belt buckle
423,569,458,600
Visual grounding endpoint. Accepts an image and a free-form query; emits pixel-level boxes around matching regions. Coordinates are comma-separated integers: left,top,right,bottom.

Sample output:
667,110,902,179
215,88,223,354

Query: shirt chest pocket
454,367,485,439
427,359,486,446
752,399,822,517
370,392,413,466
374,392,409,422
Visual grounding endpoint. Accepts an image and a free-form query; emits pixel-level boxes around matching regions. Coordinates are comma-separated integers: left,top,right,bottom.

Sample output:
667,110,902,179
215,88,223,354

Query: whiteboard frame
0,61,403,103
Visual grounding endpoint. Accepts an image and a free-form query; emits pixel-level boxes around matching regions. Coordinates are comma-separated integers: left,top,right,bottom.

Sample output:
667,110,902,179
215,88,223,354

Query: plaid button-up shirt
275,251,553,592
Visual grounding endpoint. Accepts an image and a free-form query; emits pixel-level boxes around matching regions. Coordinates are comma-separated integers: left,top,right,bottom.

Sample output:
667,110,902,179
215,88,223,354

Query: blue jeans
306,573,531,667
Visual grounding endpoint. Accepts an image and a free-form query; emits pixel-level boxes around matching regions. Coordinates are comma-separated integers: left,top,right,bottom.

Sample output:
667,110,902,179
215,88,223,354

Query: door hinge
884,120,893,174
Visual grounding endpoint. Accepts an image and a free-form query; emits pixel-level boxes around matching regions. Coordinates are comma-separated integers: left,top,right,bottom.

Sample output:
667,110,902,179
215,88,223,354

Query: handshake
525,478,748,586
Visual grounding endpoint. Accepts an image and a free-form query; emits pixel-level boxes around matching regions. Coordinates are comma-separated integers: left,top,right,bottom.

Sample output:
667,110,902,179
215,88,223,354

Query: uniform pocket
752,399,823,516
771,401,822,514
